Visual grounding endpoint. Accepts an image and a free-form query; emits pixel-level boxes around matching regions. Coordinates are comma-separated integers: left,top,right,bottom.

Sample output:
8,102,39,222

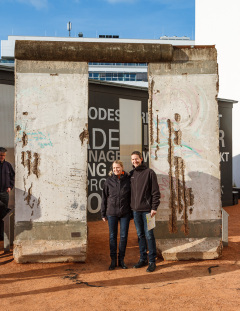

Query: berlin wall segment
14,41,221,262
14,60,88,263
149,46,222,260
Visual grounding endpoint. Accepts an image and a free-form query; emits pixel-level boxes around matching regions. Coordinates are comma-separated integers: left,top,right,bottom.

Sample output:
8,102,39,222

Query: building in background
195,0,240,187
0,65,15,208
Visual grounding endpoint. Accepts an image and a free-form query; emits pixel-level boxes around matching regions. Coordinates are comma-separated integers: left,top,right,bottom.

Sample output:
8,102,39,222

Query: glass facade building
89,72,147,82
88,62,148,82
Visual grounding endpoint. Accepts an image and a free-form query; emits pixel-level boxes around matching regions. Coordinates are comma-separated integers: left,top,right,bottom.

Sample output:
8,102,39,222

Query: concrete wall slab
14,60,88,263
149,47,222,259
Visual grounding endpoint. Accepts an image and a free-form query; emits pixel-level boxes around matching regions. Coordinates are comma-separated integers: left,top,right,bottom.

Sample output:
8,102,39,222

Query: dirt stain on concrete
167,114,194,235
21,151,40,178
24,183,33,208
167,119,177,234
32,153,40,178
79,124,89,145
22,132,28,147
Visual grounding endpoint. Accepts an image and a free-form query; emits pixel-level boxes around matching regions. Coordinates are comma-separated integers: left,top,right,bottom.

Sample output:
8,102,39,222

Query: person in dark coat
130,151,160,272
101,160,131,270
0,147,15,241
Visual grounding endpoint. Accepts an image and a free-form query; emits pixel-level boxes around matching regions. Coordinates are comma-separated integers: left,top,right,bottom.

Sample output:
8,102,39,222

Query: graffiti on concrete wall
166,115,194,235
16,123,53,149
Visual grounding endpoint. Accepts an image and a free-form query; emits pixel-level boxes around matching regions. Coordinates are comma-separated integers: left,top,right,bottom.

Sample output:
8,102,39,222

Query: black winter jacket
0,161,15,192
130,163,160,212
101,172,131,218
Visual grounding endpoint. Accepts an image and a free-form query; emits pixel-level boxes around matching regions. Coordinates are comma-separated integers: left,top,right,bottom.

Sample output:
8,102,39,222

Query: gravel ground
1,202,240,311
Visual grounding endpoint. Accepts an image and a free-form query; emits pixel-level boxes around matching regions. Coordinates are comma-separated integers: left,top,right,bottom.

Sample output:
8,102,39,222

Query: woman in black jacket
101,160,131,270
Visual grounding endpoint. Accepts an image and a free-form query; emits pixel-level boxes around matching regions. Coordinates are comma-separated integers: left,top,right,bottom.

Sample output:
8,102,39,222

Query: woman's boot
109,258,117,270
118,259,128,269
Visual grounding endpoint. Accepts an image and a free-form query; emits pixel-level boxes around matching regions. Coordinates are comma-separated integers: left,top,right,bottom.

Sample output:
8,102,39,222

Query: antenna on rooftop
67,21,72,37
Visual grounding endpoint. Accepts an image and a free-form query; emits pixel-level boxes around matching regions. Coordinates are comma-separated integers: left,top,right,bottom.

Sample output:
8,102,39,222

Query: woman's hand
102,217,107,222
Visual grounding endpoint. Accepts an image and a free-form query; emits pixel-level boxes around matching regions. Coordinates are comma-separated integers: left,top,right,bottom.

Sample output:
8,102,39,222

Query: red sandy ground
1,202,240,311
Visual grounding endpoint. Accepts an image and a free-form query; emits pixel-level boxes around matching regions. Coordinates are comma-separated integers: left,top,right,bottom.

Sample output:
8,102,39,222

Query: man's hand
102,217,107,222
7,188,11,193
151,210,157,218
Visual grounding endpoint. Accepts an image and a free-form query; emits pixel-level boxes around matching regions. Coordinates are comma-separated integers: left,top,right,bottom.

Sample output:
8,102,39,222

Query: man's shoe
118,260,128,269
133,260,148,268
109,258,116,270
146,262,156,272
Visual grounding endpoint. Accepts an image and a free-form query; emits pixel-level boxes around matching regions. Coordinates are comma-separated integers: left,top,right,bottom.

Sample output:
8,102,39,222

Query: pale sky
0,0,195,43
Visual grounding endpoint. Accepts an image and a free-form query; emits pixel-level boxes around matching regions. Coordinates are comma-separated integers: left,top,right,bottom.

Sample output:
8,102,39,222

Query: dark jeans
107,214,131,260
0,191,10,240
133,211,157,263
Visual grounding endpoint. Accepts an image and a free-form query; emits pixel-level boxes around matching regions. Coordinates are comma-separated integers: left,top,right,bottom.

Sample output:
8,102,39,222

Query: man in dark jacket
131,151,160,272
0,147,15,241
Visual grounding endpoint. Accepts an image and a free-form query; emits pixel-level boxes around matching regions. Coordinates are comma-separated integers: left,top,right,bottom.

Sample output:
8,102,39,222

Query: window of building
88,72,142,82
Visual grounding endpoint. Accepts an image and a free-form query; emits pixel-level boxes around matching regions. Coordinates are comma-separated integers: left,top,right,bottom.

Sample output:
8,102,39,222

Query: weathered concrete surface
14,60,88,263
149,46,222,260
15,40,173,63
156,237,222,260
221,208,229,247
14,221,87,263
155,219,221,239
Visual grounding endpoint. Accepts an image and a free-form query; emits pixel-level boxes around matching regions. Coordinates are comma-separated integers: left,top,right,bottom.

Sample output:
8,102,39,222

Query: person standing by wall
101,160,131,270
130,151,160,272
0,147,15,241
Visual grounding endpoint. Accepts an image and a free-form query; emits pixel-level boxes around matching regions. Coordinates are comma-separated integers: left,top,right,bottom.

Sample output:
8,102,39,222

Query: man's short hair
131,151,142,159
0,147,7,153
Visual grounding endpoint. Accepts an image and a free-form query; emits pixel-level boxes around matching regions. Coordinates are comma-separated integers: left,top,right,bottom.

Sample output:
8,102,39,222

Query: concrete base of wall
156,237,222,260
13,221,87,263
13,240,87,263
155,220,221,239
